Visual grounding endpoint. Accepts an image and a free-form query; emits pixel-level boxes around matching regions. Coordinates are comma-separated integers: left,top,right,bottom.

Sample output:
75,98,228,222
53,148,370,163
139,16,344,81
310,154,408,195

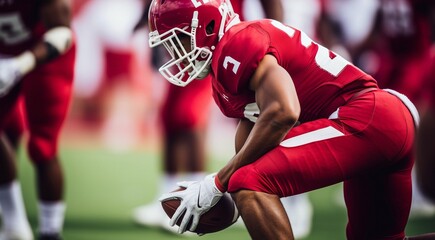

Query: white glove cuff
43,27,73,54
15,51,36,75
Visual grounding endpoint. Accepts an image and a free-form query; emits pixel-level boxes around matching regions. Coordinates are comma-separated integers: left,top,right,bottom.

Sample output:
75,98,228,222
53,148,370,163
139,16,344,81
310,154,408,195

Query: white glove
0,52,35,97
0,58,22,96
159,173,224,234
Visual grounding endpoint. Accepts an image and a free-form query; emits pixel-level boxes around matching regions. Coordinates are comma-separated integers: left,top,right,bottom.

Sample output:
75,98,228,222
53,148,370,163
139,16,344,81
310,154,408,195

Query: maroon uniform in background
0,1,43,55
211,20,415,239
368,0,433,105
0,0,76,163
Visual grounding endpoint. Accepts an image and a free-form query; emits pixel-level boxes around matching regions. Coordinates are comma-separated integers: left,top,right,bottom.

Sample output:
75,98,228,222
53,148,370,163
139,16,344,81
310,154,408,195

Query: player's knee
27,135,57,164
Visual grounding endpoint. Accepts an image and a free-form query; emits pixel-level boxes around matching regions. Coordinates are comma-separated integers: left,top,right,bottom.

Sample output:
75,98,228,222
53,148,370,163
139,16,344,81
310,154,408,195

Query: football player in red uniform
132,0,300,236
149,0,422,239
0,0,75,239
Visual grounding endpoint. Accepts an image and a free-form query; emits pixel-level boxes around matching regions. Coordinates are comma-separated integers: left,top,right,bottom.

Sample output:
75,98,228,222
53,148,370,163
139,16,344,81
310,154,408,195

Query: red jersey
211,19,378,123
0,0,45,55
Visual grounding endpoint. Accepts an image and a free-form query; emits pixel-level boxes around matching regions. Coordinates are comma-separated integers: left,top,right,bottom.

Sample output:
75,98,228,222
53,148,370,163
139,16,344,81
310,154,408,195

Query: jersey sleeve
215,24,271,94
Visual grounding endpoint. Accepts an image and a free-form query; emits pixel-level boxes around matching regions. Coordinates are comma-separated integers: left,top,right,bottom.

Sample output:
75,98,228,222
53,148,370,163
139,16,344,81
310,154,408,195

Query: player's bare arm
40,0,71,28
32,0,73,64
217,54,300,189
234,119,254,153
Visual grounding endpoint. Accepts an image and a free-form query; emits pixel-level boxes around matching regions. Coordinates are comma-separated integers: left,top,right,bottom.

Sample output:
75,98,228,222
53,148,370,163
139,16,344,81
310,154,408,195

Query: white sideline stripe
280,126,344,148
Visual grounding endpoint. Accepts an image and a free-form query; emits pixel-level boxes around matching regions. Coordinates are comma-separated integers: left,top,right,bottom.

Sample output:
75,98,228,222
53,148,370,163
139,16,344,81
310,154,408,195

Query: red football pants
0,45,76,163
229,89,415,240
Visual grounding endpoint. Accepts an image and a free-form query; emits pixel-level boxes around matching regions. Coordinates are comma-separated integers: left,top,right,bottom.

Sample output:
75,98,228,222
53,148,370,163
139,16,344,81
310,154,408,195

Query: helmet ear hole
206,20,215,35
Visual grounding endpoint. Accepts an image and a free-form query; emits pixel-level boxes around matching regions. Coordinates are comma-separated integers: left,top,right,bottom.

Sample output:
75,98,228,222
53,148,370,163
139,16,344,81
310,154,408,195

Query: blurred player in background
416,49,435,205
319,0,379,61
415,6,435,205
316,0,435,218
72,0,150,151
344,0,435,217
132,0,314,238
149,0,423,239
350,0,432,108
0,0,75,239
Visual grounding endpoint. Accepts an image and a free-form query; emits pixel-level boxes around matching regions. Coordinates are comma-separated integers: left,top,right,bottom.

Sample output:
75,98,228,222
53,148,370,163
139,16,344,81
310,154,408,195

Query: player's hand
0,57,23,96
159,173,224,234
0,52,35,97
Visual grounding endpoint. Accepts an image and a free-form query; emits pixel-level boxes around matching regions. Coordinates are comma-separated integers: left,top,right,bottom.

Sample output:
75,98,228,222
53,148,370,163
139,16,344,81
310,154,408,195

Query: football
161,188,239,234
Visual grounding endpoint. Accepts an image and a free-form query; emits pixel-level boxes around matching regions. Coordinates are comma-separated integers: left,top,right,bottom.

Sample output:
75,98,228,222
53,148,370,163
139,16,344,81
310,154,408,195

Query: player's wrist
15,51,36,76
214,174,227,193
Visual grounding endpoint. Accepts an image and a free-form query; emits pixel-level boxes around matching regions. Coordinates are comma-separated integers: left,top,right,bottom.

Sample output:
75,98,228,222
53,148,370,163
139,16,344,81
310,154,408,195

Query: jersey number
271,20,349,77
0,13,31,45
223,56,240,74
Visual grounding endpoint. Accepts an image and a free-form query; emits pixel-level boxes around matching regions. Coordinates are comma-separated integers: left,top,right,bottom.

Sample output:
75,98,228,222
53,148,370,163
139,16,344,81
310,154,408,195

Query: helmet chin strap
225,14,241,32
218,1,240,40
191,11,199,51
217,4,229,40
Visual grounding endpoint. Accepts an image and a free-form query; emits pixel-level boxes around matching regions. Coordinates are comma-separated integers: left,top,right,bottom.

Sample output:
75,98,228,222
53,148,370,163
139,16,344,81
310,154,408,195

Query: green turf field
12,146,435,240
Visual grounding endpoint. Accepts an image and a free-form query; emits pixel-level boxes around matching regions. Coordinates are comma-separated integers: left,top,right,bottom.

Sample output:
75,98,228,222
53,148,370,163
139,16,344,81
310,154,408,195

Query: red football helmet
148,0,239,86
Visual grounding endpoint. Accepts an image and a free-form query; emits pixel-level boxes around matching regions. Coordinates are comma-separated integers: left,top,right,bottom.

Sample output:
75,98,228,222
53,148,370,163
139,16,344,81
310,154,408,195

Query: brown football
161,187,239,234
